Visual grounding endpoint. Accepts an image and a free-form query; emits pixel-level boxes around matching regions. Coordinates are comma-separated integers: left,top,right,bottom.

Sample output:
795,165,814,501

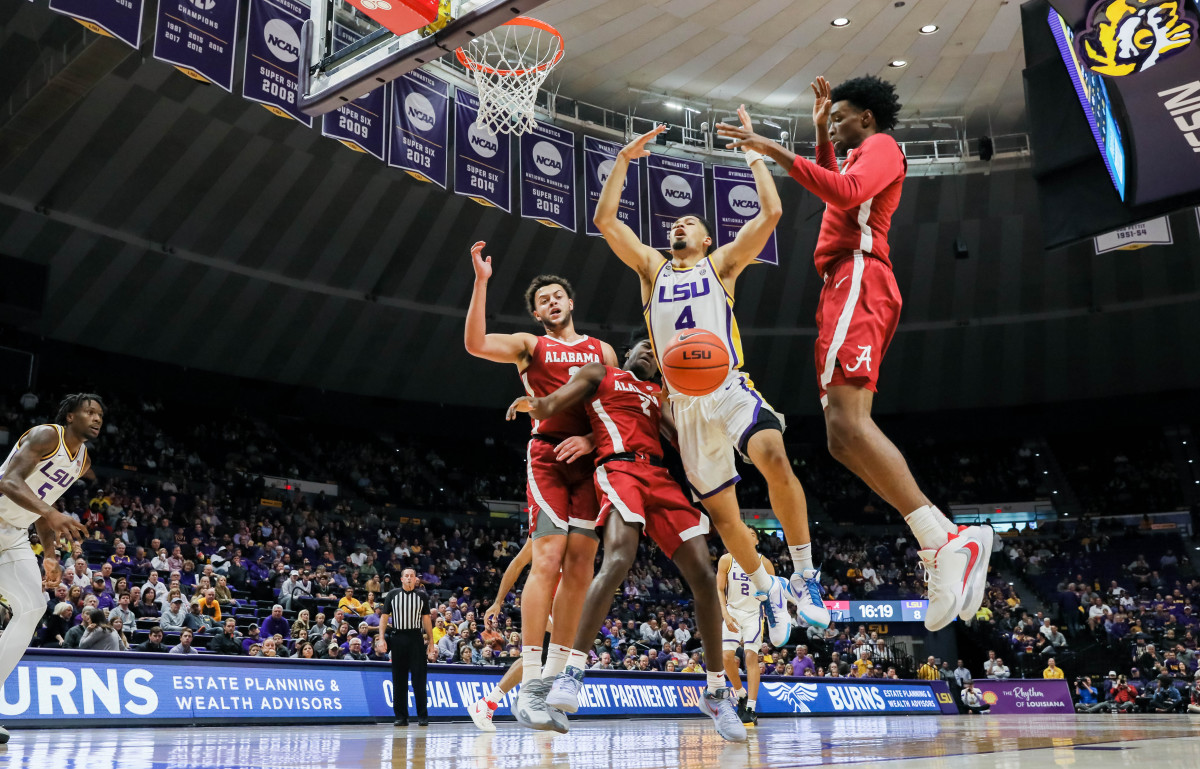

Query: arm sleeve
787,137,904,209
815,141,838,172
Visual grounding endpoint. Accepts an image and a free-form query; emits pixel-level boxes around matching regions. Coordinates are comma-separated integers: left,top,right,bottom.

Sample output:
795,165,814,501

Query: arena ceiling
1,0,1198,416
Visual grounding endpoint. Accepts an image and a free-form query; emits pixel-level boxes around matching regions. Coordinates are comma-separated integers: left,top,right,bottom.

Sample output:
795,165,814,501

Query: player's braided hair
831,75,902,132
524,274,575,317
56,393,105,426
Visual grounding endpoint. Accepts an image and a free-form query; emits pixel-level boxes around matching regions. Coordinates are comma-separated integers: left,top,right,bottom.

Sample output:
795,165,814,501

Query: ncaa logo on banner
265,18,300,63
533,141,563,176
728,184,760,217
405,92,436,132
597,159,628,189
468,122,500,158
661,174,692,207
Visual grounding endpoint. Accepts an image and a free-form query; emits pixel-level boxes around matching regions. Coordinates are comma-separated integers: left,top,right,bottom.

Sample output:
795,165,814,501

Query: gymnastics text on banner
646,155,706,251
152,0,240,92
320,23,389,161
454,90,511,212
243,0,313,128
712,164,778,265
520,122,576,231
48,0,144,50
584,137,642,240
388,70,450,188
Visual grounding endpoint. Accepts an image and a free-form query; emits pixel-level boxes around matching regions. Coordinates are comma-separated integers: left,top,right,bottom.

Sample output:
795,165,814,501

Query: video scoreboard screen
825,600,929,623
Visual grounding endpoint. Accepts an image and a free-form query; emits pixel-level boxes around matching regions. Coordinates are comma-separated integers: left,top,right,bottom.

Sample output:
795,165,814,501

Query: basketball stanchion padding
661,330,731,397
455,16,564,136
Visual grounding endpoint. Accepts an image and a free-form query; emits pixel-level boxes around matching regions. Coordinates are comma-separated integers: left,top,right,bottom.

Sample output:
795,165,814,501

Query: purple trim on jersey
748,618,762,645
724,303,740,369
693,474,741,500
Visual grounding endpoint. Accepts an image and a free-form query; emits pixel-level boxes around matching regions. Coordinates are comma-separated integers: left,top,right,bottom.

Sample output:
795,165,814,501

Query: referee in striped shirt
380,568,435,725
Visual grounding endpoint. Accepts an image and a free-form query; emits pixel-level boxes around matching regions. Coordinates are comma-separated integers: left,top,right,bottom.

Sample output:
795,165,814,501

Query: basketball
661,330,731,396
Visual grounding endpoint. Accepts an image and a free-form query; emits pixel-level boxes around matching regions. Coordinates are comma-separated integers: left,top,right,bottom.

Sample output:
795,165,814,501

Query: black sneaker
394,718,408,726
736,694,747,720
417,717,429,726
745,706,758,726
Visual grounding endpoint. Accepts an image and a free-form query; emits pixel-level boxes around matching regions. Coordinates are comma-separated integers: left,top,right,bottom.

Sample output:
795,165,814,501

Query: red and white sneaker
469,698,498,732
918,527,989,632
958,525,994,622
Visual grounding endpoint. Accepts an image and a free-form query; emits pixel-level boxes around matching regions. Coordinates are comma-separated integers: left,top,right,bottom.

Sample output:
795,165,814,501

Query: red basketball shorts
526,437,599,534
593,461,710,558
814,253,902,408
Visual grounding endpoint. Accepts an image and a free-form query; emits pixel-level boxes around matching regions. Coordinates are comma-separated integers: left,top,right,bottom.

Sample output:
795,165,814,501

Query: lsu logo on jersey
1076,0,1197,77
656,279,711,304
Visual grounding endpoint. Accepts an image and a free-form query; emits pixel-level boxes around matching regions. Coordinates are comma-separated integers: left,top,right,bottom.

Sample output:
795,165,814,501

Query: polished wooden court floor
2,714,1199,768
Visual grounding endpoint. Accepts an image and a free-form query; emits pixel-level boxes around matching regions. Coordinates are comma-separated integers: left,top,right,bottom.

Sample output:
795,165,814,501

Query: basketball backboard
299,0,552,116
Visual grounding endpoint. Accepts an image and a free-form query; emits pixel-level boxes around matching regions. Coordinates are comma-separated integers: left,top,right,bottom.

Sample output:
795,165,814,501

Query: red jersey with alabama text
787,132,907,276
585,368,662,463
521,335,604,439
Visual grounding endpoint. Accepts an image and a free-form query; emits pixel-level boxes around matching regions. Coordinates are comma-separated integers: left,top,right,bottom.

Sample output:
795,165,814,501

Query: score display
824,600,929,623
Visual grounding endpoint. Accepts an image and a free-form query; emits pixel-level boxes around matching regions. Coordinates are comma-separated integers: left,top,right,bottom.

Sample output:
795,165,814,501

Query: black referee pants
388,630,428,719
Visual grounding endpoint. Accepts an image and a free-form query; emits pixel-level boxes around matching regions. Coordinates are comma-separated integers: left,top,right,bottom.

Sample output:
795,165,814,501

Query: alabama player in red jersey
464,241,618,731
717,75,992,632
506,338,746,742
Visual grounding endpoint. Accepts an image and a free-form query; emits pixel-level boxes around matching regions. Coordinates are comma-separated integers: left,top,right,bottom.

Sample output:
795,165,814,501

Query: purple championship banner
454,90,511,212
320,23,388,161
583,137,642,239
388,70,450,188
712,164,778,266
49,0,144,49
152,0,241,92
519,121,576,231
243,0,313,127
971,679,1075,714
646,154,706,250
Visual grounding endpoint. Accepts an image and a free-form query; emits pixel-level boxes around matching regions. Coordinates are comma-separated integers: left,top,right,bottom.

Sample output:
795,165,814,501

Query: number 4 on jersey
674,306,696,330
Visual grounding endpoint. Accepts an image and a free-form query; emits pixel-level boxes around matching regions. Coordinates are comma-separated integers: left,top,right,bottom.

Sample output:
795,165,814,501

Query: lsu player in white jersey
594,108,830,647
717,550,771,726
0,393,96,743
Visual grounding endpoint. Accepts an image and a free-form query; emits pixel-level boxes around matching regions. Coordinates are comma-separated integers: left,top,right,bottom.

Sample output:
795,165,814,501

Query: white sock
486,685,505,705
905,505,957,550
789,543,814,573
733,687,747,700
566,648,589,671
706,671,726,694
521,646,543,684
543,643,571,678
749,564,773,594
747,698,757,710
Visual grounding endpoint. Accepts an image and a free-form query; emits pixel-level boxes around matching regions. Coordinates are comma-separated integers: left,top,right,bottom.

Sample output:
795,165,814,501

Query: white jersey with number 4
725,554,762,615
644,256,745,373
0,424,87,528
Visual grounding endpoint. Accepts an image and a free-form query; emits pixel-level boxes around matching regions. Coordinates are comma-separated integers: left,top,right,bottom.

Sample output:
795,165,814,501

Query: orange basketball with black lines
661,330,731,396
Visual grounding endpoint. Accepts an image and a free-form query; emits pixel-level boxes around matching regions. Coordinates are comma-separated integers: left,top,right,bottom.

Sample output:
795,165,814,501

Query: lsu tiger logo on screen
1076,0,1198,76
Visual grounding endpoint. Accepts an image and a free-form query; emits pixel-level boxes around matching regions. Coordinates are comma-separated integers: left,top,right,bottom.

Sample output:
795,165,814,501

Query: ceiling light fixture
919,24,939,34
888,60,909,68
831,17,851,27
664,102,681,110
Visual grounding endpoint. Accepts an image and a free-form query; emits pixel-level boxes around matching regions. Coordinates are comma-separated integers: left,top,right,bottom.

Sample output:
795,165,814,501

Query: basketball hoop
455,16,564,136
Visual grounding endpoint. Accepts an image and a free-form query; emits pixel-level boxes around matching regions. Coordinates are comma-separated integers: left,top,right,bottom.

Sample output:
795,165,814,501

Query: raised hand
506,396,535,421
811,76,832,130
470,241,492,281
43,509,87,544
619,125,667,160
715,104,771,154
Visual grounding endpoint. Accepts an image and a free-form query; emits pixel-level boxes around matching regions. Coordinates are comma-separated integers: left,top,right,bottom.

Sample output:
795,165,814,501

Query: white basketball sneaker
789,568,831,629
756,575,795,647
918,528,988,632
958,525,995,622
468,698,497,732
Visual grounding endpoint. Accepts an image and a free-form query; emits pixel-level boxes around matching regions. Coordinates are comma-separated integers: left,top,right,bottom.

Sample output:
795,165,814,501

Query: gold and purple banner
153,0,241,92
49,0,144,49
242,0,312,127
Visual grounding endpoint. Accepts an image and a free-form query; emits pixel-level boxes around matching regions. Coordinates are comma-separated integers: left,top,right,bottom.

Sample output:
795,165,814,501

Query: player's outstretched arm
711,108,783,280
486,537,533,621
506,362,606,422
0,426,88,543
464,241,538,365
594,128,666,282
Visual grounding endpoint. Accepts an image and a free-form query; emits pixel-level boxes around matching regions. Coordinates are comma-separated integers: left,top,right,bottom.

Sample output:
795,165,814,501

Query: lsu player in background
717,548,770,726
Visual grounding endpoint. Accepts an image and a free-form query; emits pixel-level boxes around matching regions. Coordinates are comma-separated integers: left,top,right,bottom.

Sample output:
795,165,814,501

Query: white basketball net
458,19,563,136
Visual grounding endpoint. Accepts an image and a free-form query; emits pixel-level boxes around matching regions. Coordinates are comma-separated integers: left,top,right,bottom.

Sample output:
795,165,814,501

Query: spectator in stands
135,589,161,620
79,608,121,651
261,605,291,640
1074,676,1107,713
954,660,972,688
437,624,460,662
961,682,989,715
1188,680,1200,714
917,657,939,680
40,603,75,648
344,637,368,661
214,576,237,608
793,647,815,677
307,613,330,641
185,600,218,633
1043,658,1064,680
339,588,365,617
369,640,389,662
208,618,243,655
593,652,615,670
1146,675,1183,713
241,625,262,653
196,589,221,623
291,609,311,641
1111,676,1137,712
108,592,137,633
159,597,189,632
131,626,167,653
988,658,1011,679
